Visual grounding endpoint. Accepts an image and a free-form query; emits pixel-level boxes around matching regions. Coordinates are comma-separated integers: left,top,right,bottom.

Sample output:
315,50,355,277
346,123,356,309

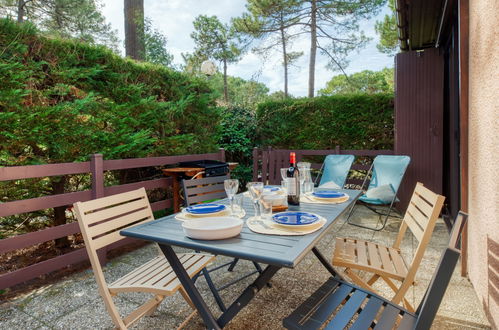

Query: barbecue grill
178,160,229,178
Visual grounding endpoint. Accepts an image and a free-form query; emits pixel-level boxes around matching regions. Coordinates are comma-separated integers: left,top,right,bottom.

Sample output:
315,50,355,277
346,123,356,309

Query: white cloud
101,0,393,96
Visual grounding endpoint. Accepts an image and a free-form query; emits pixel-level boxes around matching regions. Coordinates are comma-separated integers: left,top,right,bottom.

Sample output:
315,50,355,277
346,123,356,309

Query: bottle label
288,178,297,195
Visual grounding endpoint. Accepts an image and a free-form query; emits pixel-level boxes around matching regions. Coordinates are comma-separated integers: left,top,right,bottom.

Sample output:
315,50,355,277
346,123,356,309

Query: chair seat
283,277,417,330
332,237,408,281
358,194,388,205
109,253,214,295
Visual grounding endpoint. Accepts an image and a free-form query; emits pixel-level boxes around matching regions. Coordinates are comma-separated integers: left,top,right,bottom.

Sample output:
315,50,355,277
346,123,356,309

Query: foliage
143,17,174,67
0,0,119,51
191,15,246,102
218,107,257,186
207,74,270,110
256,94,394,150
319,68,394,95
181,51,208,74
288,0,386,97
375,0,399,55
0,18,219,234
233,0,302,97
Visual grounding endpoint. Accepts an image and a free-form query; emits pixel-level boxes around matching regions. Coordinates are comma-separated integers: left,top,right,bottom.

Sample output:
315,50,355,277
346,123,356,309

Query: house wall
468,0,499,328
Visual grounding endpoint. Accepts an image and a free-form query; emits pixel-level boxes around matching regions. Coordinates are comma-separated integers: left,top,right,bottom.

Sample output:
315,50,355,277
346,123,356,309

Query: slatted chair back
73,188,157,328
391,182,445,303
283,212,467,330
73,188,155,294
182,175,229,206
414,211,467,329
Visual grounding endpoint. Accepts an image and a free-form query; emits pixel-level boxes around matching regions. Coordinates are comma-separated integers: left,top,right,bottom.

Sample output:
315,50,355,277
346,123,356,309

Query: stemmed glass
280,168,289,191
280,168,288,181
246,182,264,218
224,179,239,215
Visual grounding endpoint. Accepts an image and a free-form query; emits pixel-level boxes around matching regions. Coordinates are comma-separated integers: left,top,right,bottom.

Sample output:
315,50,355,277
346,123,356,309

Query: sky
101,0,394,97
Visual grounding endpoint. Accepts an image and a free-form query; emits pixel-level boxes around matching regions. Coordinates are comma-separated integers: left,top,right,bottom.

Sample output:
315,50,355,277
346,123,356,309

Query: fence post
252,147,259,181
90,154,104,199
219,148,226,162
90,153,106,265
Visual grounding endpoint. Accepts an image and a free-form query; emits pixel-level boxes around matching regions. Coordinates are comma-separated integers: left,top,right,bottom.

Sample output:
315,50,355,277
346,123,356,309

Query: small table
162,162,238,212
121,189,361,329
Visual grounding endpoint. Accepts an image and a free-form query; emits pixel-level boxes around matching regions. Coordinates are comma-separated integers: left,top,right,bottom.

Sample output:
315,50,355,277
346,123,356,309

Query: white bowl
262,194,287,206
181,217,243,240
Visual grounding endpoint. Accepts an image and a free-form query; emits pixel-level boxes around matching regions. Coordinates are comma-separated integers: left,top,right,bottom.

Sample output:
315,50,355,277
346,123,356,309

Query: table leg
159,245,220,330
312,247,343,280
217,265,280,328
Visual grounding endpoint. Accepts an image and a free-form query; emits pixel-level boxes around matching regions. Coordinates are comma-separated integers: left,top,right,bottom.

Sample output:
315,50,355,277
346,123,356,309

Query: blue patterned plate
185,203,226,215
264,185,281,192
312,191,346,199
272,212,319,226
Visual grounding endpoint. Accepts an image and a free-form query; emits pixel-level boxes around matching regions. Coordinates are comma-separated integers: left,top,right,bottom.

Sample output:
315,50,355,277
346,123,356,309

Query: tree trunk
51,176,69,248
280,23,288,98
54,0,64,30
223,58,229,103
124,0,145,60
308,0,317,98
17,0,25,23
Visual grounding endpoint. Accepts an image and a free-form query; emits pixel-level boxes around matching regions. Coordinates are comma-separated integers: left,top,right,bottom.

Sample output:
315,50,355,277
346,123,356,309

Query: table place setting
175,203,246,221
246,211,327,236
301,190,350,204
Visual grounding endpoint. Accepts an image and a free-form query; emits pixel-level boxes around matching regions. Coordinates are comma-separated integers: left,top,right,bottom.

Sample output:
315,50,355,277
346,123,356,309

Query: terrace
1,0,498,329
0,207,490,329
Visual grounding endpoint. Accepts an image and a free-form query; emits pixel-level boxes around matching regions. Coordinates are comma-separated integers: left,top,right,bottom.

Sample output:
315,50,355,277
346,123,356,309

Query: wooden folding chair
73,188,215,329
332,182,445,312
182,175,265,312
284,212,467,330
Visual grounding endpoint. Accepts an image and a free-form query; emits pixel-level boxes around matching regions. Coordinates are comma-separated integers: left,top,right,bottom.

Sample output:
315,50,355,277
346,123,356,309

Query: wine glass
246,182,264,218
224,179,239,214
280,168,288,181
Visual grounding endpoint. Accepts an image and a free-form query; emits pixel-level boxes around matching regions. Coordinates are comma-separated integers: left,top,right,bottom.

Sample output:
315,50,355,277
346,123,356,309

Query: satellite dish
200,60,217,76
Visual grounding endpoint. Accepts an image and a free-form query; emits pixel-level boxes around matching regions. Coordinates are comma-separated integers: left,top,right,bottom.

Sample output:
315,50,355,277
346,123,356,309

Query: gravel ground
0,207,491,329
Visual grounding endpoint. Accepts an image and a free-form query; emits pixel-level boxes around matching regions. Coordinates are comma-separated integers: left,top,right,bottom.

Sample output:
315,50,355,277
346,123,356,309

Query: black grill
178,160,229,177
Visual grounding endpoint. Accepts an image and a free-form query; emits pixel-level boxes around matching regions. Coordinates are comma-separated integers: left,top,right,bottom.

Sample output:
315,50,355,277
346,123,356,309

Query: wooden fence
0,149,225,290
252,147,394,187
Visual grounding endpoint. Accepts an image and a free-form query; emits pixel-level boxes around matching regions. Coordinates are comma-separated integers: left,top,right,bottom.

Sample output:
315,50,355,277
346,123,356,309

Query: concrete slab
0,205,491,329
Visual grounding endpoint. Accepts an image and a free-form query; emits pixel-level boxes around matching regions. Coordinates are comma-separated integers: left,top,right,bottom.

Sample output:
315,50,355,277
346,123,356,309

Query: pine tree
375,0,399,55
191,15,245,103
233,0,302,98
0,0,119,50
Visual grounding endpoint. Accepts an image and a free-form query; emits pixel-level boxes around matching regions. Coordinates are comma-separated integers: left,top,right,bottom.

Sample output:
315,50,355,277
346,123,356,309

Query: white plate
182,217,243,240
181,208,229,217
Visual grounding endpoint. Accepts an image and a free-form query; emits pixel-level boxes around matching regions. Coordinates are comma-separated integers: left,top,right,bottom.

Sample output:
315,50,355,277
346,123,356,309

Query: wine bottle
287,152,300,205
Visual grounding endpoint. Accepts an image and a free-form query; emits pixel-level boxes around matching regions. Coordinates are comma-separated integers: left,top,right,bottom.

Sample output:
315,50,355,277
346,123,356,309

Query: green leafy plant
0,18,220,237
218,106,257,187
256,94,394,150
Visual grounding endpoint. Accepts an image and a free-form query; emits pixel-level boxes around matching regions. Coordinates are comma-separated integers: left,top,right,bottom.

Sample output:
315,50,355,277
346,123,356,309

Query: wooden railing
252,147,394,186
0,149,225,289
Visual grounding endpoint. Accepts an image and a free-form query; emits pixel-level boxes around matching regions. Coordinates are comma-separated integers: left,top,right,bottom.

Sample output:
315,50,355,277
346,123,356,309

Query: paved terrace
0,207,491,329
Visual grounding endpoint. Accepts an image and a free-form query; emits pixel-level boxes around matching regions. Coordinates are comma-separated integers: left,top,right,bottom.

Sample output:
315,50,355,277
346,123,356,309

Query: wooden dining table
120,189,361,329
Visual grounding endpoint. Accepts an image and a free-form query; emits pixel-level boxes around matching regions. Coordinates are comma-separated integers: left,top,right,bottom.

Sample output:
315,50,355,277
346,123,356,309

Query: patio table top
120,189,362,268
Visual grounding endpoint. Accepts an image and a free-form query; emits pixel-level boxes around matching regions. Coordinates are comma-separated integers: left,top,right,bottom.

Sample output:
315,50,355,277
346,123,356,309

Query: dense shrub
256,94,394,150
218,107,257,187
0,19,220,236
0,19,220,166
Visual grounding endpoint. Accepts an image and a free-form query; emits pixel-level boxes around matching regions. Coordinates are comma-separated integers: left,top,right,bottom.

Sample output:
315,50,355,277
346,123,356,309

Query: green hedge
0,19,220,166
0,19,220,236
256,94,394,150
